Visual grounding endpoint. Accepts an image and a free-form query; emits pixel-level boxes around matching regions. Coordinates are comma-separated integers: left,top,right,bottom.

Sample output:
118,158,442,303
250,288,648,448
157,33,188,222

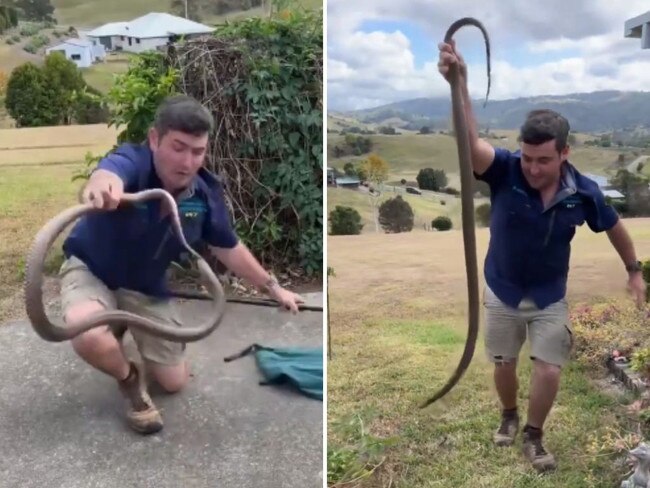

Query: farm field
327,131,646,183
0,124,119,166
327,219,650,486
0,123,118,321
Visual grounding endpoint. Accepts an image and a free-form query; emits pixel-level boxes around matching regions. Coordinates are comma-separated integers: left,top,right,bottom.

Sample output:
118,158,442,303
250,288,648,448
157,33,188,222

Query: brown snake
23,189,226,343
420,17,491,408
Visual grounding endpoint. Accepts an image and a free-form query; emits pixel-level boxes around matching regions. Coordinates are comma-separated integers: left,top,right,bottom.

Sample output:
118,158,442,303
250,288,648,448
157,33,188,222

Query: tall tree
10,0,55,22
170,0,202,21
361,153,389,232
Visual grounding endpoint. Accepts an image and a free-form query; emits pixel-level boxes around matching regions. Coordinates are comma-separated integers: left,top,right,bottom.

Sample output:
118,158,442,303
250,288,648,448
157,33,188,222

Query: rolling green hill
344,91,650,134
52,0,321,27
327,131,643,183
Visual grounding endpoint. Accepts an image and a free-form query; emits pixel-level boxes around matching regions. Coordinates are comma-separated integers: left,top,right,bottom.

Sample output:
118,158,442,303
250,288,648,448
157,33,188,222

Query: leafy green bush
329,206,363,235
6,51,105,126
416,167,447,191
27,32,48,50
83,8,323,277
379,195,414,233
432,215,452,231
475,202,491,227
571,301,650,371
19,22,42,37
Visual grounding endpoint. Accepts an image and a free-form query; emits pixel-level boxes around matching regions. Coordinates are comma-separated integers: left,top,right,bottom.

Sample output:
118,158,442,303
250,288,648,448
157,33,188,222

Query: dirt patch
0,276,60,324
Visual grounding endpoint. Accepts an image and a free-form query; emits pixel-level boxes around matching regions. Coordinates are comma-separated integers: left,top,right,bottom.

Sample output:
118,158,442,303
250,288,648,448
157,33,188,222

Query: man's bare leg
66,300,130,380
520,358,560,472
493,359,520,446
65,300,163,434
494,360,518,409
527,359,561,429
146,361,190,394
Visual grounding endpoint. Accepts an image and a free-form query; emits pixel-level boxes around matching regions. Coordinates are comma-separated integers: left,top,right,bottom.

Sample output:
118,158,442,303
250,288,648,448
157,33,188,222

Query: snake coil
420,18,491,408
24,189,226,343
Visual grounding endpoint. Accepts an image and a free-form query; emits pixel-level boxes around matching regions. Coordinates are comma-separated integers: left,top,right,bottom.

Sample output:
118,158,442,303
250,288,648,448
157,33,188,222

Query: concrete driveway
0,293,324,488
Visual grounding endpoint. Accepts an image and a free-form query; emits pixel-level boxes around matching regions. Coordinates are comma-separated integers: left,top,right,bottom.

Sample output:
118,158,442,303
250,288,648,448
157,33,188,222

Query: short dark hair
519,109,570,153
153,95,213,137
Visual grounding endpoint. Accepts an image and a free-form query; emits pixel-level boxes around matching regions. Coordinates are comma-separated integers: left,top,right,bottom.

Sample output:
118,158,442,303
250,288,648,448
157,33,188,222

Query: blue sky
327,0,650,111
359,19,583,69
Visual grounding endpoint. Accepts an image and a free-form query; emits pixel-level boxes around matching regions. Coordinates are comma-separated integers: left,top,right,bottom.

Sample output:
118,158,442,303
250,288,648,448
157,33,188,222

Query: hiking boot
494,408,519,446
118,362,163,435
522,425,557,472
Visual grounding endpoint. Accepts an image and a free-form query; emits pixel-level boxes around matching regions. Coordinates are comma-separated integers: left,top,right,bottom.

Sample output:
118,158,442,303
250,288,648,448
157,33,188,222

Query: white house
625,10,650,49
585,173,625,200
45,38,106,68
86,12,215,54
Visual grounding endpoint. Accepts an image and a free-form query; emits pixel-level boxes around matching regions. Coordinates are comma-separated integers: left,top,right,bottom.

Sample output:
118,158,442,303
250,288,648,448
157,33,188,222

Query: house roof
603,189,624,199
87,12,214,39
336,176,360,185
46,38,93,51
86,22,129,37
584,173,609,188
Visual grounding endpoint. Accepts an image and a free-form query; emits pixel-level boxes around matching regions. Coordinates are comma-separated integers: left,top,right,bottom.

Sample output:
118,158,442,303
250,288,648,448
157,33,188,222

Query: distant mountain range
335,90,650,133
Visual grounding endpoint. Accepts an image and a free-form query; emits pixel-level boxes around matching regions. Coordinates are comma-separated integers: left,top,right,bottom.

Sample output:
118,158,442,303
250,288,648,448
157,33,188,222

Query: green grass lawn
0,162,83,321
81,55,131,93
327,225,650,487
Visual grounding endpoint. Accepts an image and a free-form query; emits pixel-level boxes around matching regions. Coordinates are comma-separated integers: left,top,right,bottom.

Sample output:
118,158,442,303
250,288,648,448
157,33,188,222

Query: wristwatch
626,260,643,273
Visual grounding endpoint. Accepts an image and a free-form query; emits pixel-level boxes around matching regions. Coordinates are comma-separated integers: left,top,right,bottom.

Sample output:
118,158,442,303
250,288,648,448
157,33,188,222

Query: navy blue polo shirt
62,143,239,297
477,147,619,309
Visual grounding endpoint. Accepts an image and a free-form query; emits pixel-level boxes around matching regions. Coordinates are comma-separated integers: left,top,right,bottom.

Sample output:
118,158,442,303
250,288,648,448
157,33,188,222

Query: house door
128,37,132,46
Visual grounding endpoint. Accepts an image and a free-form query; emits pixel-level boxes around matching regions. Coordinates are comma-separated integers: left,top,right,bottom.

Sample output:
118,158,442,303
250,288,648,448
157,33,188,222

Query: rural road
0,293,324,488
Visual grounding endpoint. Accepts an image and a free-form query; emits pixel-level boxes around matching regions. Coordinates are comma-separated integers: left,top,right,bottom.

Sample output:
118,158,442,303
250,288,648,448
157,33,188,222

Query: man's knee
493,357,517,370
148,362,189,393
65,300,112,355
533,358,561,380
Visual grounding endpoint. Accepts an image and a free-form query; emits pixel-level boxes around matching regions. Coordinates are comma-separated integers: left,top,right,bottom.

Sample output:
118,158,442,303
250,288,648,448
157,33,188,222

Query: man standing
60,95,304,435
437,40,646,472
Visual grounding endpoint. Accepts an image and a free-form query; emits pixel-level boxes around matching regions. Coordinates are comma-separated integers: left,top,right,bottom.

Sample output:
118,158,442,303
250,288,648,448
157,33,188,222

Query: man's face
148,128,209,193
520,139,569,192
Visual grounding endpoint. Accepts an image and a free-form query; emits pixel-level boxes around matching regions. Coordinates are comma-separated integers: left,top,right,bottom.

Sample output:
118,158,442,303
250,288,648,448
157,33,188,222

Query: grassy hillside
327,219,650,486
327,186,487,232
328,131,647,182
52,0,322,27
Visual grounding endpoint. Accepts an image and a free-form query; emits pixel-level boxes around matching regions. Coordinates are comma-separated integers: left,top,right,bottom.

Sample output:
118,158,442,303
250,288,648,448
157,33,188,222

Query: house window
71,54,81,60
136,38,140,44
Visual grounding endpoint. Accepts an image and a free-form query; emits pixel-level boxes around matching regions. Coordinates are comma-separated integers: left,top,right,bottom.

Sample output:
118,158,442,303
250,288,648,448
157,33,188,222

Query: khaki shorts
483,285,573,367
59,256,186,366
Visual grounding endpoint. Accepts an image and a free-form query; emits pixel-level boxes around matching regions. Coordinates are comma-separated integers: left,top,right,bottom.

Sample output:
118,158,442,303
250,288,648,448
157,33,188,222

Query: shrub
19,22,41,37
416,167,447,191
378,195,413,233
571,301,650,373
475,202,491,227
442,186,460,195
431,216,452,231
329,206,363,235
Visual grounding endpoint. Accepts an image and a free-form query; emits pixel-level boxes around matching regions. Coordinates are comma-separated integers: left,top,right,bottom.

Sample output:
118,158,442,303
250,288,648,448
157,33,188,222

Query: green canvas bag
224,344,323,401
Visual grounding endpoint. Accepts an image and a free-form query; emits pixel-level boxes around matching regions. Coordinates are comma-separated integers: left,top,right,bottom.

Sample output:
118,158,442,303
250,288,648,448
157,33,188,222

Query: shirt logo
184,211,199,218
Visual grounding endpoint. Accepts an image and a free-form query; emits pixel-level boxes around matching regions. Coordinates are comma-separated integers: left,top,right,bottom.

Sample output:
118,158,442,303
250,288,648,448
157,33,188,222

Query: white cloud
327,0,650,111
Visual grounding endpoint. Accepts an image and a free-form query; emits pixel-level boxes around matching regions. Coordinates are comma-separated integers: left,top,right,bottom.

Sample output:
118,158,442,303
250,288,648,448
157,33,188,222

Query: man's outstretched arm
605,220,646,308
209,243,304,313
